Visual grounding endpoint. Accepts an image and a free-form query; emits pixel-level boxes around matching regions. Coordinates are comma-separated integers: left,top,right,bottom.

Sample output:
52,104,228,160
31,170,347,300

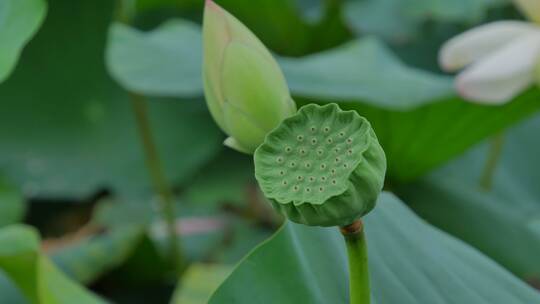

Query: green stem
129,93,183,274
479,133,505,191
341,220,370,304
116,0,136,24
115,0,183,274
324,0,341,11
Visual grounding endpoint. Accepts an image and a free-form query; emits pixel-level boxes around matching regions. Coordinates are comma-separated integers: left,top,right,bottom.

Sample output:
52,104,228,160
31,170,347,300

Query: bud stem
116,0,136,24
340,219,370,304
479,132,505,191
116,0,184,276
129,93,184,275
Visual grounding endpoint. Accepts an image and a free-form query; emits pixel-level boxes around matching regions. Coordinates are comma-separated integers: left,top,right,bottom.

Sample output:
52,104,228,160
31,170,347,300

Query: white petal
514,0,540,24
439,21,540,71
456,33,540,105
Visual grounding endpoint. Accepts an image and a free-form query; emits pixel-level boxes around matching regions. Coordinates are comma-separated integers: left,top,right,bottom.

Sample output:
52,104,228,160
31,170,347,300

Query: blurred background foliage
1,0,540,303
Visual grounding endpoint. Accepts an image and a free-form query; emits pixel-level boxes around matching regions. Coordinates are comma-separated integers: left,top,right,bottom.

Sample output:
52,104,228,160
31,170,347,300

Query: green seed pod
254,103,386,227
202,0,296,154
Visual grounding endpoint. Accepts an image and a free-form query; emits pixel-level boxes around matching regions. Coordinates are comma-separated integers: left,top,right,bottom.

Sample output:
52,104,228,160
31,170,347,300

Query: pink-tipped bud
202,2,296,153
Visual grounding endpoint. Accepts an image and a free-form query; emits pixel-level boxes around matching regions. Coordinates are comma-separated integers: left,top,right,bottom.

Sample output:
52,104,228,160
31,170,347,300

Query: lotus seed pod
202,0,297,154
254,103,386,227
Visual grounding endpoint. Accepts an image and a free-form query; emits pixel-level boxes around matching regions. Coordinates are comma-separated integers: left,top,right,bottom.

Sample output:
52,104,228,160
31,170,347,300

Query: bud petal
514,0,540,24
254,103,386,227
202,0,296,153
222,102,267,152
203,72,228,133
224,137,252,154
456,33,540,104
202,1,231,130
439,21,538,72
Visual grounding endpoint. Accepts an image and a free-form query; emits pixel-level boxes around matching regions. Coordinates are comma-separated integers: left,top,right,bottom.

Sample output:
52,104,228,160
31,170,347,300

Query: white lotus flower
439,0,540,104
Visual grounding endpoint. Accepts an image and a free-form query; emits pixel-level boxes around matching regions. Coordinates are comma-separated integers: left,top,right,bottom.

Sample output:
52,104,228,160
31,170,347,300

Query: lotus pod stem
341,220,371,304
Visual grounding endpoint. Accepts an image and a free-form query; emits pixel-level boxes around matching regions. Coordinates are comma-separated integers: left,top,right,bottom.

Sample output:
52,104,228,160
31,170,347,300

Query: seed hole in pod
300,148,306,155
334,148,340,153
335,157,340,163
289,161,296,168
285,147,292,153
324,127,330,133
347,138,353,144
297,175,303,181
317,149,323,156
277,157,284,163
339,132,345,137
311,138,317,145
348,149,353,155
297,135,304,141
279,171,284,176
283,180,288,186
321,176,327,181
331,169,336,175
343,164,348,168
327,138,333,144
332,180,337,185
319,187,324,192
309,176,315,182
320,163,326,169
310,126,316,132
293,185,299,191
305,162,311,168
306,187,311,192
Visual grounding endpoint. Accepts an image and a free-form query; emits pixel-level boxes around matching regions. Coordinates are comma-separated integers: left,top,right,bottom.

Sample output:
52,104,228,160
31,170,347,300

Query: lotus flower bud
202,0,297,154
254,103,386,227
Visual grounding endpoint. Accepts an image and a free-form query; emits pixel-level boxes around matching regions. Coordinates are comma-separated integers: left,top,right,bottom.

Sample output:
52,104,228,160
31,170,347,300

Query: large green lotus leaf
0,0,222,200
209,192,540,304
399,113,540,282
107,20,202,97
0,178,25,227
280,39,455,110
343,0,509,42
171,264,232,304
0,225,106,304
105,21,206,98
0,0,46,83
